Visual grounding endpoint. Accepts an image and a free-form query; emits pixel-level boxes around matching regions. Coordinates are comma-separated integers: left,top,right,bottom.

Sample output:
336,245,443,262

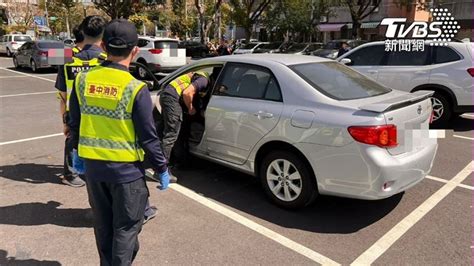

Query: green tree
195,0,224,43
343,0,382,38
229,0,272,42
93,0,147,19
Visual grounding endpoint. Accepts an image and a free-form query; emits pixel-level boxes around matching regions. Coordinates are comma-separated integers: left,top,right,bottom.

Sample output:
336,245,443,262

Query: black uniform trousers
85,176,149,266
158,90,183,162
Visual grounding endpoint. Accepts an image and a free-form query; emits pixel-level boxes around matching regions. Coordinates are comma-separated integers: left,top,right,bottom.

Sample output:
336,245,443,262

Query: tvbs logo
381,18,442,39
381,8,459,47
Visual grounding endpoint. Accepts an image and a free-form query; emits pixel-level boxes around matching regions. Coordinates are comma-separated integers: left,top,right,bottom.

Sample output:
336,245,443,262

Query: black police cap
103,19,138,49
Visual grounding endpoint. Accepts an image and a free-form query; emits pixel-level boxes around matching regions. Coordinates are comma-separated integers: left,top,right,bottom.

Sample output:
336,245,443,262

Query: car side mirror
340,58,353,65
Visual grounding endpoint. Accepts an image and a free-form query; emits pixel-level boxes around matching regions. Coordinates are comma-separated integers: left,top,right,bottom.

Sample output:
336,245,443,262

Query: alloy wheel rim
431,97,444,122
266,159,302,202
31,61,36,71
138,66,147,78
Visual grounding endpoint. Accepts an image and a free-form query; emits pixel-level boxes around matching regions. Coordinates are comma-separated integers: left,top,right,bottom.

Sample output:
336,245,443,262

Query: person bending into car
157,71,210,180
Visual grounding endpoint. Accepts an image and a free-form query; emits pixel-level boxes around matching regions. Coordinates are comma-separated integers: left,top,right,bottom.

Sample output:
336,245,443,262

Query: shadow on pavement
449,115,473,132
0,250,61,265
171,158,403,234
5,66,57,74
0,201,92,228
0,164,63,185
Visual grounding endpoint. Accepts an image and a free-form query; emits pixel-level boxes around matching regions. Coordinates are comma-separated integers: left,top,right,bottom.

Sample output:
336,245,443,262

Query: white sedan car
154,54,438,209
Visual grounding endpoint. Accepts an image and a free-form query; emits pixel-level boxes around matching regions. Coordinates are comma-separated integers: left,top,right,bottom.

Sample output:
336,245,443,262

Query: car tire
200,50,207,58
13,56,19,68
30,59,38,73
6,48,12,57
430,92,452,128
136,60,149,80
260,150,318,209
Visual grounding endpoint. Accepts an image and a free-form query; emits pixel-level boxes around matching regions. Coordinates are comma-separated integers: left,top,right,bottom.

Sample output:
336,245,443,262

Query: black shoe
143,206,157,225
62,174,85,187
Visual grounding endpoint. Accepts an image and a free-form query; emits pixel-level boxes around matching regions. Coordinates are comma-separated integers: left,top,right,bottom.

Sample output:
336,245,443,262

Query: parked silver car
156,54,438,208
13,40,64,72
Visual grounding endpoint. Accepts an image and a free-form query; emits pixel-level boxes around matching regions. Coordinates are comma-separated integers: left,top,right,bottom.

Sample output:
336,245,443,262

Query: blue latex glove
155,170,170,190
71,149,85,175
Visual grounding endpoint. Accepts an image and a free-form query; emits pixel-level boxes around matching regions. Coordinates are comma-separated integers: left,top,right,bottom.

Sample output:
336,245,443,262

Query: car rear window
154,41,178,49
242,43,258,49
37,42,64,48
290,62,391,100
434,46,461,64
14,36,32,42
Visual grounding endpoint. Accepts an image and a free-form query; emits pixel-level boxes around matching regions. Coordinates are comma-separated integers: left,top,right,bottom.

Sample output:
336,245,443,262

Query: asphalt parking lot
0,56,472,265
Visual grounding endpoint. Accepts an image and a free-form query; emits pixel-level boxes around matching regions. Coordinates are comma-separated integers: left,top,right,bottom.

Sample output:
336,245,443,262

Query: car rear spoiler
359,90,434,113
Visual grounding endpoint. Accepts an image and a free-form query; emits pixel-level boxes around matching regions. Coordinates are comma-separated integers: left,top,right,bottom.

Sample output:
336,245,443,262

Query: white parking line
351,161,473,265
0,91,56,98
0,67,55,83
425,175,474,190
453,135,474,141
170,183,340,266
0,133,63,146
0,75,25,79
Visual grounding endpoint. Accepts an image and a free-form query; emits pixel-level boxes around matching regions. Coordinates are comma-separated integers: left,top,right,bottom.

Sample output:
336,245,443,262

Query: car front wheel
260,151,318,209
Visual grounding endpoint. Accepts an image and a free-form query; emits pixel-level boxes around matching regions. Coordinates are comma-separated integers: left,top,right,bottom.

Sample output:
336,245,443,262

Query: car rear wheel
13,56,19,68
30,59,38,73
260,151,318,209
430,92,452,128
136,59,149,80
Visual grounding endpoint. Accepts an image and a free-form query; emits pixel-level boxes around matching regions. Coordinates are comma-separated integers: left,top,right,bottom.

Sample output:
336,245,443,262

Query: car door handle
254,111,274,119
367,70,378,74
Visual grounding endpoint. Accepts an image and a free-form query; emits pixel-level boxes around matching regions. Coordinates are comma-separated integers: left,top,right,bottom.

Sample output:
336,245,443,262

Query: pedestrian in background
56,15,107,187
68,19,170,265
217,38,231,55
337,41,351,57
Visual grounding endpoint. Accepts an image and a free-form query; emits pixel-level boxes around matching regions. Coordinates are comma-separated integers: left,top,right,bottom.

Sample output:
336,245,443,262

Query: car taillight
348,125,398,148
38,51,48,56
11,41,17,45
149,48,163,54
429,111,434,124
467,68,474,77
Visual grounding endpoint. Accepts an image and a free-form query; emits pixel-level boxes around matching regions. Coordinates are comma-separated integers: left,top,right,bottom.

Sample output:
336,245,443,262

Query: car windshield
323,41,342,49
242,43,258,49
37,42,64,48
290,62,391,100
14,36,32,42
258,43,281,49
155,41,178,49
286,44,307,52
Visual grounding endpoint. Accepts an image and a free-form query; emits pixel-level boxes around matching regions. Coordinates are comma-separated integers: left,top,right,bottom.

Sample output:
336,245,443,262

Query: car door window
386,48,430,66
433,46,461,64
346,45,386,66
215,64,279,100
137,39,149,48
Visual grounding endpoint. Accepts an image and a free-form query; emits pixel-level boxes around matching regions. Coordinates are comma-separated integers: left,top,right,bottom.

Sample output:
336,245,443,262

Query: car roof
352,40,472,49
202,54,332,66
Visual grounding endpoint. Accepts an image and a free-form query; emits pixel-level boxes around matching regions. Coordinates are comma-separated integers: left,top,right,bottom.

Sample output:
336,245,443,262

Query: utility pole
44,0,49,27
184,0,188,40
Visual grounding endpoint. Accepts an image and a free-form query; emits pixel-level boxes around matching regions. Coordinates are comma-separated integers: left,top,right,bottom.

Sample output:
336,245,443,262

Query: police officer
56,15,107,187
158,70,209,175
71,24,85,53
68,19,170,265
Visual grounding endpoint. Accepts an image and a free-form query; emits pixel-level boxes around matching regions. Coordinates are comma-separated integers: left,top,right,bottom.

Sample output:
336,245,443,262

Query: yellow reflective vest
64,50,107,110
75,66,146,162
169,71,209,96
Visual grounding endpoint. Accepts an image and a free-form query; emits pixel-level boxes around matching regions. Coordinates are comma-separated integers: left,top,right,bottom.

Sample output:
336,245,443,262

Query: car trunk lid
359,90,433,155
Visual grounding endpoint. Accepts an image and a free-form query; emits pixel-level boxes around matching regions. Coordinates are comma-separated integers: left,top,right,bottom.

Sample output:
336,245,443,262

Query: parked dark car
179,41,209,58
281,42,323,55
13,40,64,72
313,39,367,59
253,42,283,54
